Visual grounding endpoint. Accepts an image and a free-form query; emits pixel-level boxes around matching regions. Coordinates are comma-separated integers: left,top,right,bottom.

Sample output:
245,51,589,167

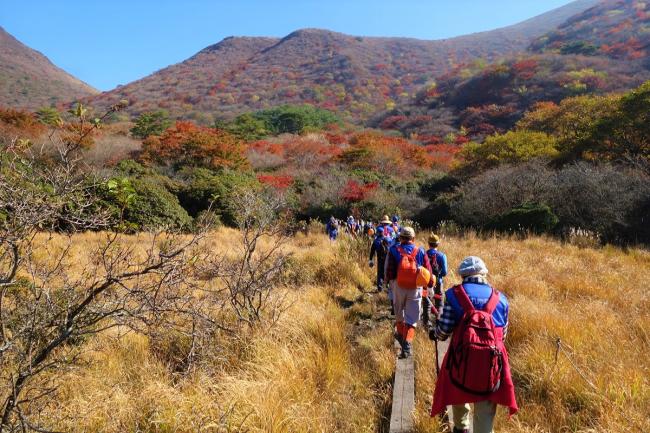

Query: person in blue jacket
430,256,512,433
368,226,390,292
377,215,395,240
326,216,339,241
423,234,448,328
427,234,447,310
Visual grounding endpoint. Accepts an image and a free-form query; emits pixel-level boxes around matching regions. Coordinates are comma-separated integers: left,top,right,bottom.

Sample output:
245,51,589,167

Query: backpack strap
454,284,501,314
397,245,418,259
483,289,500,314
453,284,475,312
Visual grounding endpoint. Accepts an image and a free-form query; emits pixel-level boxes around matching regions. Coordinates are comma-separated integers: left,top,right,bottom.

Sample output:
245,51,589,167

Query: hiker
326,216,339,241
378,215,395,240
422,234,448,328
391,215,401,236
369,226,390,292
430,256,518,433
386,226,433,358
346,215,357,237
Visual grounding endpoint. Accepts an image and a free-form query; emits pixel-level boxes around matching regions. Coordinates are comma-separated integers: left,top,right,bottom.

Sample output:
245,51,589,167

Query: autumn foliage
340,132,433,175
141,121,248,169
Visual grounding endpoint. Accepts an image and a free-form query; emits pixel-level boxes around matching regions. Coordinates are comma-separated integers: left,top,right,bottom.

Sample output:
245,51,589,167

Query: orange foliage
141,121,248,169
0,108,46,143
424,143,463,169
340,131,433,175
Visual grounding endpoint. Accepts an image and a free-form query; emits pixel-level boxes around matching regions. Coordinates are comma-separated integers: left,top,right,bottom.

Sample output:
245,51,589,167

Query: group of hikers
326,215,518,433
325,214,399,240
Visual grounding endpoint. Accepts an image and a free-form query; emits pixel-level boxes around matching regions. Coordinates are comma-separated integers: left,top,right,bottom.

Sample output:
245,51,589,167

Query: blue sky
1,0,574,91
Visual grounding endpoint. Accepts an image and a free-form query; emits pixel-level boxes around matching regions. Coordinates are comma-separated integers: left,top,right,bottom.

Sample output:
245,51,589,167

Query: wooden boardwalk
389,342,415,433
388,338,472,433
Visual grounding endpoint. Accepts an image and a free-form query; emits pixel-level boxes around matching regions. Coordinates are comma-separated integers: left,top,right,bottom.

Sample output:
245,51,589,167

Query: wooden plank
389,342,415,433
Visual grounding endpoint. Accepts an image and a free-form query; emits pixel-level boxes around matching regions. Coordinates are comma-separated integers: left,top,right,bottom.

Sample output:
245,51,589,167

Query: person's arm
431,294,459,341
369,241,376,261
439,253,448,278
502,300,509,341
386,248,397,281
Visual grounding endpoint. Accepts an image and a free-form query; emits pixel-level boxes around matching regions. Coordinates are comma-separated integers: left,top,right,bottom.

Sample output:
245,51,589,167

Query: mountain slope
374,0,650,141
84,0,600,121
0,26,97,110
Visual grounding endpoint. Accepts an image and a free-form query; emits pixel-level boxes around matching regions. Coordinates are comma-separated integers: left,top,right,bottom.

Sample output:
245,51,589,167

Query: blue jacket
369,235,389,261
437,281,509,339
426,248,448,278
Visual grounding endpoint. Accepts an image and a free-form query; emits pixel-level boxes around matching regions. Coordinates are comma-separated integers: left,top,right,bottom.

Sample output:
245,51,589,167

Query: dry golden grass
21,230,650,432
37,230,393,433
412,232,650,433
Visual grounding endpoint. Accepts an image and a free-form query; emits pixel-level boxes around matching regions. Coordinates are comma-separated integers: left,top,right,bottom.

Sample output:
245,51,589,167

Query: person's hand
368,260,374,268
428,327,437,341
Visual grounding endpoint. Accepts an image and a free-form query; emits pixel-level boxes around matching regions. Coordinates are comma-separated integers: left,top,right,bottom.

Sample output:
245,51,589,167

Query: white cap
458,256,488,277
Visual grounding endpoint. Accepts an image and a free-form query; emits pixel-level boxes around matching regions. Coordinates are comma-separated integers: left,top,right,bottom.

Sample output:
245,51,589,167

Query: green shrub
177,167,261,226
124,177,192,230
486,203,559,234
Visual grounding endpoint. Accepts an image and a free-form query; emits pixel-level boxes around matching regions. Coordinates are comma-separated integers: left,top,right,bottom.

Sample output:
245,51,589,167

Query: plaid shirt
434,275,509,340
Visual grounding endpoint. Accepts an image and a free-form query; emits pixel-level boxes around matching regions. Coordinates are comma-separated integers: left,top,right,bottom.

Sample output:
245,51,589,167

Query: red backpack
446,285,503,395
396,246,419,289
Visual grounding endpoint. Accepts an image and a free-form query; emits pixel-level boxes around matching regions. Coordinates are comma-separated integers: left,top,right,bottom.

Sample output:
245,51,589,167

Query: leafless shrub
197,190,294,330
0,103,209,432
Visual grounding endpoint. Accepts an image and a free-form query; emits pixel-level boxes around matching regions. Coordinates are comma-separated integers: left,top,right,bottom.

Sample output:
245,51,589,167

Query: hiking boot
398,341,412,359
398,350,411,359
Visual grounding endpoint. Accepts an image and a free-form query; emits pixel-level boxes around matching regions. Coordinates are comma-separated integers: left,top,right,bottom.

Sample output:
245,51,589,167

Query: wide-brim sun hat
428,233,440,245
458,256,488,277
380,215,391,224
400,226,415,239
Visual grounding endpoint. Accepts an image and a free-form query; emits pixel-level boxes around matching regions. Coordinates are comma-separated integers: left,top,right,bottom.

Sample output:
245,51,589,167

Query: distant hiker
430,256,518,433
346,215,357,237
391,215,401,236
369,226,390,292
422,234,448,328
378,215,396,240
326,216,339,241
386,226,433,359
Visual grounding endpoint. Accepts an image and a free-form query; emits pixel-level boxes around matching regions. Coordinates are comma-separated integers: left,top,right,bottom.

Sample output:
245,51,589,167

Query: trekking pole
434,338,440,377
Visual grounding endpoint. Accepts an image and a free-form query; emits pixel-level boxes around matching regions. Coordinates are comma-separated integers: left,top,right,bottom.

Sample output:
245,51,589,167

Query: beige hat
400,226,415,239
380,215,391,224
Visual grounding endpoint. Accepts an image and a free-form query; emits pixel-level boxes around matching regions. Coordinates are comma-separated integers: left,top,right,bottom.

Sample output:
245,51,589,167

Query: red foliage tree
340,180,379,202
257,174,294,189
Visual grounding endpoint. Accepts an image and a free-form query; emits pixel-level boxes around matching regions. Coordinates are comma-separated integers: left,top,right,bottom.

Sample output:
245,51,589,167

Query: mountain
0,26,97,110
84,0,600,121
373,0,650,141
530,0,650,61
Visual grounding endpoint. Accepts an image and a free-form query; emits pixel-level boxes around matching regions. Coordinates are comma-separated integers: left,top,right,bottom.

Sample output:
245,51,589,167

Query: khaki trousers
391,282,422,327
451,401,497,433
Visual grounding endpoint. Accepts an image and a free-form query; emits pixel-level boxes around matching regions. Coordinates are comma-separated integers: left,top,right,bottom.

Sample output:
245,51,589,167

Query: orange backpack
396,246,419,289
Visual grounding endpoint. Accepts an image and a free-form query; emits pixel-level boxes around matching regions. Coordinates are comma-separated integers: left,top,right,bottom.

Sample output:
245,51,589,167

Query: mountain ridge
82,0,601,121
0,26,98,110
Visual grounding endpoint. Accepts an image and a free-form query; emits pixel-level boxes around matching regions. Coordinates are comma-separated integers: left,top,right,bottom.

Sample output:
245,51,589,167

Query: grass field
23,229,650,432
